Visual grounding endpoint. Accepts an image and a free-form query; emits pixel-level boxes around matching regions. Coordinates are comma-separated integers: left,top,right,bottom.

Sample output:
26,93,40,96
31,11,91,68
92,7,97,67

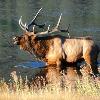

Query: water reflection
0,0,100,70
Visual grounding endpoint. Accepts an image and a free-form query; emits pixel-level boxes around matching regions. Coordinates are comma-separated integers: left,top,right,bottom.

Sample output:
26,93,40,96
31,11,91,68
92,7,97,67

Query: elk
13,9,100,83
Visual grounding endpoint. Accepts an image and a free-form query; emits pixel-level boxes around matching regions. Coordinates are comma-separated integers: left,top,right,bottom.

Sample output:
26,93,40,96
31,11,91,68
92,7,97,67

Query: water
0,0,100,69
15,61,46,68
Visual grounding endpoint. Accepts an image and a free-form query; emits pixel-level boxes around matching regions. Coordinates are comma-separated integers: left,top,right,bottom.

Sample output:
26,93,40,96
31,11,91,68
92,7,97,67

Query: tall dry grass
0,70,100,100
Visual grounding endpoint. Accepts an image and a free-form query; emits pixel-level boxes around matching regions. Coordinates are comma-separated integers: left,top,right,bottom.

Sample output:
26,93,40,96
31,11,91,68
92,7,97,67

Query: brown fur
13,32,100,83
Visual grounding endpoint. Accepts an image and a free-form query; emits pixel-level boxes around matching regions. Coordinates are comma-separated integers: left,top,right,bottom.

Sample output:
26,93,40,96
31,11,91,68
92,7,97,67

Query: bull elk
13,8,100,83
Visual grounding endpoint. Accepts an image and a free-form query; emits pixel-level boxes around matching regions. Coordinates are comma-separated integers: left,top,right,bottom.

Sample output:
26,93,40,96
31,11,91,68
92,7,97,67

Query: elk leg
84,53,99,77
76,66,82,78
67,62,82,79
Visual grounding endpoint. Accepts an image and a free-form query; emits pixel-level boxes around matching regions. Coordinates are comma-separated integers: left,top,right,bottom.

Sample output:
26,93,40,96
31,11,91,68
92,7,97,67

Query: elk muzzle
12,36,20,45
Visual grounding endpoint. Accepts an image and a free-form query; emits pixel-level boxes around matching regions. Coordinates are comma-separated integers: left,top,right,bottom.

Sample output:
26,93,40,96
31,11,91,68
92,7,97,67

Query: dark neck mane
29,36,53,61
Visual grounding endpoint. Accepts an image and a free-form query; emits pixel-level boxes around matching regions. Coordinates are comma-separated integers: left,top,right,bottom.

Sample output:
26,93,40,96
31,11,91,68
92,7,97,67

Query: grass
0,70,100,100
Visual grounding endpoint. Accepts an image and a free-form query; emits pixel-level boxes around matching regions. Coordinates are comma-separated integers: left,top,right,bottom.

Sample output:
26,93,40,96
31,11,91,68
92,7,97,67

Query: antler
27,8,45,29
35,13,62,35
19,8,45,32
36,13,70,36
49,13,62,33
50,13,70,33
19,16,28,31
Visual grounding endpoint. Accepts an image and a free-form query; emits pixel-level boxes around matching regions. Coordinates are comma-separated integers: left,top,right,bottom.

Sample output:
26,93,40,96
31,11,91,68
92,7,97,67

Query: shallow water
0,0,100,68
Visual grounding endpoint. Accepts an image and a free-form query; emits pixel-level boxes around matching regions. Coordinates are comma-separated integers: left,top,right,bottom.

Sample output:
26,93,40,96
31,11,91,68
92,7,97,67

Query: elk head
13,8,44,51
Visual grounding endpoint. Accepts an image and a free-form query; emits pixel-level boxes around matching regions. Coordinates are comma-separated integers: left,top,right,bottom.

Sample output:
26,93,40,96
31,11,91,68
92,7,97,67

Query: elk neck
29,35,53,61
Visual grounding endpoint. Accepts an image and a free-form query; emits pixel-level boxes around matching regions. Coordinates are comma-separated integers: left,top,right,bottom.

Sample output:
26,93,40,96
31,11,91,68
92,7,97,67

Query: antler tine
37,25,50,35
19,16,28,31
50,13,62,33
33,25,35,33
29,8,42,26
27,8,45,28
47,25,50,32
56,13,62,29
50,14,70,34
33,8,42,21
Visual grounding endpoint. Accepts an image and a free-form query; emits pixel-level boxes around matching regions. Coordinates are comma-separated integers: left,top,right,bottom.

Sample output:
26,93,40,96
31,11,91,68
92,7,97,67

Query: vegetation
0,69,100,100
